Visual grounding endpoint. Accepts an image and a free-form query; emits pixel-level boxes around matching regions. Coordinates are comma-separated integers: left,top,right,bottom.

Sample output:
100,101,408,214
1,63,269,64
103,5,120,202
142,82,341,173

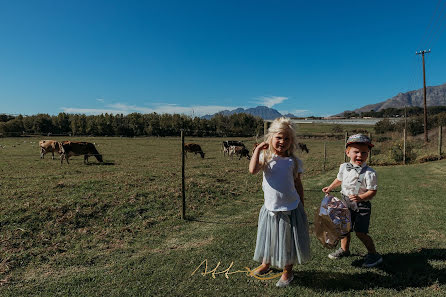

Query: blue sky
1,0,445,117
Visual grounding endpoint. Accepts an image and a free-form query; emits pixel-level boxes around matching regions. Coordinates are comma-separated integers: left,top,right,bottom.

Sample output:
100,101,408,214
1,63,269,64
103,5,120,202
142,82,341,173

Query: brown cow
39,140,61,160
229,145,250,160
222,140,245,156
184,143,205,158
59,141,103,164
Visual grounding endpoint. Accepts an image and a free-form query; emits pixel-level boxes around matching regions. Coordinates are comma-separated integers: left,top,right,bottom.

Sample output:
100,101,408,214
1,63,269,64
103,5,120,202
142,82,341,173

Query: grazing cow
298,142,309,153
229,145,250,160
59,141,103,164
39,140,61,160
222,141,245,156
184,143,205,159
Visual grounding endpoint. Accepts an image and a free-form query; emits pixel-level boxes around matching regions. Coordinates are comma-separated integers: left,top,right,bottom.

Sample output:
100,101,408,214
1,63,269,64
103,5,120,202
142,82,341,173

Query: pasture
0,134,445,296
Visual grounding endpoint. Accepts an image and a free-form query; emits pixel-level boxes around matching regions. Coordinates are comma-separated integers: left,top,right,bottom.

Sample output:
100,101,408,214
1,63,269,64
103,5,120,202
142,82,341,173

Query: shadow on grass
86,161,115,166
185,216,252,225
293,248,445,291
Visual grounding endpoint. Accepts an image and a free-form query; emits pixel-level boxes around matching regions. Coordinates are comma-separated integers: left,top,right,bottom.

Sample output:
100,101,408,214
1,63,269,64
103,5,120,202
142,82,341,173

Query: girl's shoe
276,274,294,287
250,264,270,276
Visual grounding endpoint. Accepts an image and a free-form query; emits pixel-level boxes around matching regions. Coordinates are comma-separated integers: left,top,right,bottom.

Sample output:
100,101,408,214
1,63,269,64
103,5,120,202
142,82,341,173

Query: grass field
0,134,445,296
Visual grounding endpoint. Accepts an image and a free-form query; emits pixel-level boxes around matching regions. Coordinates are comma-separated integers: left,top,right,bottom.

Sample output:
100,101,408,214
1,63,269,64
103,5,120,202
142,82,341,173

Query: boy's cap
346,134,374,148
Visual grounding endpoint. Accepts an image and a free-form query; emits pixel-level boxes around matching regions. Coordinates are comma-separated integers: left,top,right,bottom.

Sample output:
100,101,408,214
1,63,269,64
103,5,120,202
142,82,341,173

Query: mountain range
201,106,294,120
340,83,446,115
201,83,446,120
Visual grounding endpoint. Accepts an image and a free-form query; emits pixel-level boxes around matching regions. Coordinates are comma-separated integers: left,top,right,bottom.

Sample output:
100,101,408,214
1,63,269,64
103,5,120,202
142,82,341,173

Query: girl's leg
280,264,293,280
252,262,270,274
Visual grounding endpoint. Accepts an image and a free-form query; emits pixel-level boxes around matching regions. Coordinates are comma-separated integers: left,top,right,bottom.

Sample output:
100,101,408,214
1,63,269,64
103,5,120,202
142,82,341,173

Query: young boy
322,134,383,268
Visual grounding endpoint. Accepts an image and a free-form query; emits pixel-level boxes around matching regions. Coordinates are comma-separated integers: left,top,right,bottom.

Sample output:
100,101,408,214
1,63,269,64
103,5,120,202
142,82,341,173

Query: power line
420,0,445,47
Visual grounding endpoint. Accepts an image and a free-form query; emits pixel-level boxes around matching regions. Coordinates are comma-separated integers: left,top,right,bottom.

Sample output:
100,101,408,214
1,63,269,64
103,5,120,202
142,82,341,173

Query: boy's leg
328,234,351,259
341,233,351,252
355,232,376,254
355,232,383,267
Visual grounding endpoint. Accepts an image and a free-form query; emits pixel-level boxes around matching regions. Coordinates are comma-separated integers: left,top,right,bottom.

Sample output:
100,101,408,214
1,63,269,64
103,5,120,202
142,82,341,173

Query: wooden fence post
368,132,372,164
403,128,406,165
344,132,348,162
439,126,443,160
323,142,327,171
181,129,186,220
264,121,268,136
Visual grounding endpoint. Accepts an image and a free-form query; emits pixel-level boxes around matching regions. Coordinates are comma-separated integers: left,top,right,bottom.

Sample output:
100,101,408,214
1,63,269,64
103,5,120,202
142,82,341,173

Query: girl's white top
261,153,304,211
337,162,378,197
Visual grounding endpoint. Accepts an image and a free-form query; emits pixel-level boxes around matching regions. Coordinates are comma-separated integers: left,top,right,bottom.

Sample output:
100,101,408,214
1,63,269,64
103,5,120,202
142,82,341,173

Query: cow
184,143,205,159
229,145,250,160
298,142,309,153
59,141,103,164
222,141,245,156
39,140,61,160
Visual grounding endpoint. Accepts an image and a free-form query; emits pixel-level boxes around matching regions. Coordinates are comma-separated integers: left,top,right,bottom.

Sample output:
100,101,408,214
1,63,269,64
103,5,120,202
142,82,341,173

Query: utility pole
416,49,431,143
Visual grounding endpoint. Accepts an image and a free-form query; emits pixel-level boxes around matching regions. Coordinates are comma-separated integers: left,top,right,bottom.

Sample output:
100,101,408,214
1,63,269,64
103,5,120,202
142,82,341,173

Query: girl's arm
322,178,342,194
294,173,304,206
249,142,268,174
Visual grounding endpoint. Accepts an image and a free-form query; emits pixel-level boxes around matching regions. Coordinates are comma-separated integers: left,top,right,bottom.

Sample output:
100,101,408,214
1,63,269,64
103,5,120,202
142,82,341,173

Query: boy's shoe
328,248,351,259
362,253,383,268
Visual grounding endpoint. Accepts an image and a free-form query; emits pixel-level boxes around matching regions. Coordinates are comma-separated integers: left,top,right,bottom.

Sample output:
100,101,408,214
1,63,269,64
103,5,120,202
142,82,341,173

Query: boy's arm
322,178,342,194
248,142,268,174
294,173,304,206
349,189,377,202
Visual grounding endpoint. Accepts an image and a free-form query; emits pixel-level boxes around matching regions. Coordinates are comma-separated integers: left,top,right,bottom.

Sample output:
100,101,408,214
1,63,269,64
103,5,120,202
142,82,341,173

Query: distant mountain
202,106,294,120
340,83,446,116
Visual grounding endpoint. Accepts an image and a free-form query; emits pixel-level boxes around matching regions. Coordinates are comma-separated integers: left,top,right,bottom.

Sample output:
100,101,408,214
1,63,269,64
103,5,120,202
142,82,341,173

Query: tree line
0,113,264,137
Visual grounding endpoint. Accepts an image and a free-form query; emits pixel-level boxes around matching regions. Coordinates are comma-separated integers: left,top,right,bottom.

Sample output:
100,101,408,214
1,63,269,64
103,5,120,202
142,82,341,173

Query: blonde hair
261,117,300,177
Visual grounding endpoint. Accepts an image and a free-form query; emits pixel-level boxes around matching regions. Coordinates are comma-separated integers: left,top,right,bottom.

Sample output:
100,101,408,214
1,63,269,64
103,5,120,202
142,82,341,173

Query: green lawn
0,136,445,296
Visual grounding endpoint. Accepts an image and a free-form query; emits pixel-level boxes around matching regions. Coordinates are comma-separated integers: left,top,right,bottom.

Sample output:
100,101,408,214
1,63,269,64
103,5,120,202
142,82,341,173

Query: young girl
248,117,311,287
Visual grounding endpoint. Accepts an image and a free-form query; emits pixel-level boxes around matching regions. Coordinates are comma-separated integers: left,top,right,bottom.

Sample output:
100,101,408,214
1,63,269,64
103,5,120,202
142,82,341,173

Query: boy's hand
349,194,362,202
322,187,331,194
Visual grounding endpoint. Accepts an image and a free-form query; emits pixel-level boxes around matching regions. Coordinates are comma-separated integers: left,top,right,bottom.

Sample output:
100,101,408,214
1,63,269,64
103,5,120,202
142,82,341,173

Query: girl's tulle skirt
253,203,311,269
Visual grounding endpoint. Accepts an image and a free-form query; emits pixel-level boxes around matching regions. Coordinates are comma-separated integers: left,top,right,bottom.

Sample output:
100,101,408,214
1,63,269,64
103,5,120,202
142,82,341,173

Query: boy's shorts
349,201,371,233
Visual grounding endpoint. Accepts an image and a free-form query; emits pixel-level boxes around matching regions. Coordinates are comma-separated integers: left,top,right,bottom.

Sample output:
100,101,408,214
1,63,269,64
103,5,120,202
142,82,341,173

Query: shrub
331,124,343,133
374,119,395,134
389,141,416,163
351,128,369,134
375,136,391,142
406,118,424,136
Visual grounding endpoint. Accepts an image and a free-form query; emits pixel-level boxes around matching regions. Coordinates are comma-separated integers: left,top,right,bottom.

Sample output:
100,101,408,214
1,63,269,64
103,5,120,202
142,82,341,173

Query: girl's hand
256,141,269,151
